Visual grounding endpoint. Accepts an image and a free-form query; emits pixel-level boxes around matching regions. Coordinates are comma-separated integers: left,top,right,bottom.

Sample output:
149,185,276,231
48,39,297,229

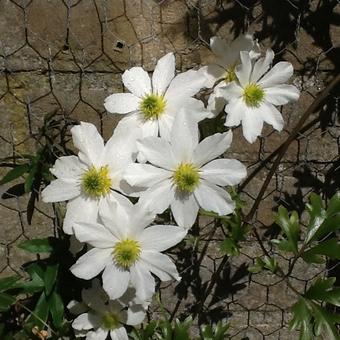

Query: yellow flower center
243,83,265,107
224,65,237,83
140,93,166,120
102,312,120,330
173,163,200,193
113,239,141,269
81,166,111,198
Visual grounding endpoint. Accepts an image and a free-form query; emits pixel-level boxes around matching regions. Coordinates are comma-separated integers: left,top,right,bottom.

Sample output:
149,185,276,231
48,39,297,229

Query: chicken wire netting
0,0,339,338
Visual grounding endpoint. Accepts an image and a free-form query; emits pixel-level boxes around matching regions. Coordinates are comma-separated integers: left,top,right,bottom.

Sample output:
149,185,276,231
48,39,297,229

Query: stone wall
0,0,339,338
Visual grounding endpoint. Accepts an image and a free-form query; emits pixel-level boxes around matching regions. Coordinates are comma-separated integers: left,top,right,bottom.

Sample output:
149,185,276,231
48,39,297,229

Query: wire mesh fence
0,0,339,338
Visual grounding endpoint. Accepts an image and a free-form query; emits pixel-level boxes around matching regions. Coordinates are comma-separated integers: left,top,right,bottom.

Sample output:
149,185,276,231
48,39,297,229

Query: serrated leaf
305,193,327,244
49,291,64,328
275,206,300,254
303,238,340,263
309,300,340,339
44,264,59,296
262,256,278,273
18,238,54,253
304,277,340,307
289,298,314,340
0,164,30,186
0,292,16,312
0,276,20,292
173,317,192,340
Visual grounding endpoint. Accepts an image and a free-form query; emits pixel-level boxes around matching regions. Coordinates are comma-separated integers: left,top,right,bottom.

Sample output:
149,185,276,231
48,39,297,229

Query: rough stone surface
0,0,339,339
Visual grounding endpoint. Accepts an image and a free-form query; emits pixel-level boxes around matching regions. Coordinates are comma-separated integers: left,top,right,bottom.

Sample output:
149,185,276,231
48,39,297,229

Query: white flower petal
170,110,199,163
99,198,132,240
224,98,246,127
104,93,140,114
73,222,117,248
200,159,247,186
193,130,232,167
72,312,101,330
140,118,159,139
259,102,284,131
67,300,88,315
210,36,229,61
129,203,156,236
124,163,171,188
63,196,98,235
165,69,206,103
152,52,175,95
126,305,146,326
103,128,137,172
199,64,225,88
207,90,227,117
136,137,177,170
86,328,108,340
70,248,112,280
102,264,130,300
141,250,180,281
228,34,258,64
71,122,105,167
264,84,300,105
41,179,80,203
194,181,235,215
259,62,294,88
241,108,264,143
50,156,85,181
110,327,129,340
138,179,175,214
158,113,175,141
235,51,252,87
250,49,274,83
139,225,187,251
130,262,155,301
122,67,151,97
217,82,243,101
171,193,199,228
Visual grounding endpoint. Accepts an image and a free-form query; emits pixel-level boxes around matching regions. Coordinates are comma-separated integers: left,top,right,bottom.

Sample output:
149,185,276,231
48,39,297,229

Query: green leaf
326,192,340,216
312,214,340,242
173,316,192,340
219,238,240,256
303,238,340,263
24,163,38,193
29,292,49,328
304,277,340,307
289,298,314,340
0,164,30,186
275,206,300,254
18,238,54,253
309,300,340,339
44,264,59,296
262,256,278,273
305,193,327,244
0,276,20,292
48,291,64,328
248,258,264,273
15,264,45,293
0,292,16,312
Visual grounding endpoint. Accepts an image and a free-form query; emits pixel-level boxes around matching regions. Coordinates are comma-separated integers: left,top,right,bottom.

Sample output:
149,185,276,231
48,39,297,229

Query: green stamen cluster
102,312,120,330
173,163,200,193
113,239,141,269
243,83,265,107
224,66,237,83
82,166,111,198
140,94,166,120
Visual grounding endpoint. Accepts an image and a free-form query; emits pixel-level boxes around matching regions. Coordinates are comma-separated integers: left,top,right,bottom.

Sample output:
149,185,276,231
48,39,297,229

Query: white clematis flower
68,279,147,340
219,49,300,143
200,34,260,116
70,200,186,301
124,113,247,229
104,52,211,141
41,122,136,234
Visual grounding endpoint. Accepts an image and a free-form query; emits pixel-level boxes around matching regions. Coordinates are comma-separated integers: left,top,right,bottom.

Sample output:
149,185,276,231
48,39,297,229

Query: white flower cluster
42,34,299,339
